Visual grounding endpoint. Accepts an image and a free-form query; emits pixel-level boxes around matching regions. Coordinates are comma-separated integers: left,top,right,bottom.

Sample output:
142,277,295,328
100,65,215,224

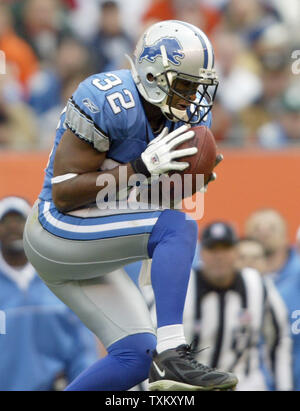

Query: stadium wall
1,150,299,242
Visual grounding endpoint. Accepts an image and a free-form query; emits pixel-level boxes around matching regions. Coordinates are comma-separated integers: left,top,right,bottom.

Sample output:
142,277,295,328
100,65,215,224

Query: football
172,125,218,196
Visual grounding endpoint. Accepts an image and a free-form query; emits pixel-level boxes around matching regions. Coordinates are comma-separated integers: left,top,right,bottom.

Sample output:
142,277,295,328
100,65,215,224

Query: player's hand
200,153,223,193
131,125,198,177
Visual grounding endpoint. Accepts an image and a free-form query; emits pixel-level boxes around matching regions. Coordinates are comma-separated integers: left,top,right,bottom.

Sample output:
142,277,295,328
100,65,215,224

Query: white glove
131,125,197,177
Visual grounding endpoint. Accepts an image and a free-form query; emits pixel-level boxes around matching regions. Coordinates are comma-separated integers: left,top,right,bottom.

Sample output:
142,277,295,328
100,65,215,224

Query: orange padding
1,149,300,242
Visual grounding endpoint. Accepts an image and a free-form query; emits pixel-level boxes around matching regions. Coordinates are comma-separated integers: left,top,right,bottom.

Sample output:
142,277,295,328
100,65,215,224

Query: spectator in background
0,196,99,391
36,71,90,149
66,0,148,44
138,221,293,390
89,1,134,72
253,23,291,74
0,3,38,94
66,0,101,42
257,83,300,149
29,36,93,115
245,209,300,390
0,63,38,150
187,222,292,391
14,0,71,64
28,36,93,148
245,209,300,284
274,263,300,391
239,23,293,146
267,0,300,41
141,0,222,36
235,238,267,274
220,0,279,46
213,31,262,115
210,30,262,145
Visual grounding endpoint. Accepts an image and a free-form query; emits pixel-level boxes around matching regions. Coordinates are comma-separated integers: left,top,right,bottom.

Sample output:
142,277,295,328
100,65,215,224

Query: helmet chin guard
128,20,219,124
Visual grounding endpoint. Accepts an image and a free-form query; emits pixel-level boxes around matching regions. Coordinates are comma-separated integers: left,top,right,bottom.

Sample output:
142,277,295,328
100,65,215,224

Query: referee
140,221,293,391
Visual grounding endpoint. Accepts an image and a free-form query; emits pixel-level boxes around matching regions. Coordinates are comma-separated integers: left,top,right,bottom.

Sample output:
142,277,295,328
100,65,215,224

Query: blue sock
65,333,156,391
148,210,198,328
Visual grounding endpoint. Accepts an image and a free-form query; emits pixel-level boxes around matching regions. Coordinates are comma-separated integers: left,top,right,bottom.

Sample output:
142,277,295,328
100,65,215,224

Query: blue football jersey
37,70,212,240
39,69,212,202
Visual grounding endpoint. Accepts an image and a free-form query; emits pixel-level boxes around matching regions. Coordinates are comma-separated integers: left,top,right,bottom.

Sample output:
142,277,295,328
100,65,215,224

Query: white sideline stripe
42,202,158,233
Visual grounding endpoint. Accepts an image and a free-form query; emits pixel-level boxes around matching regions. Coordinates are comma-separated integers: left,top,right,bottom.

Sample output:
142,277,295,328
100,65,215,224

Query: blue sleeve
64,72,140,154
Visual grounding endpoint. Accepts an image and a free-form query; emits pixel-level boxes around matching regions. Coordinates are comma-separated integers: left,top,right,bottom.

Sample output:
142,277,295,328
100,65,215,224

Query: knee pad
148,209,198,258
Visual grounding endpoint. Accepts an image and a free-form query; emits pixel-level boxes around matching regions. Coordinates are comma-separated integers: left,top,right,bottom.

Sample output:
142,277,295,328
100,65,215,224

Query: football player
23,20,237,391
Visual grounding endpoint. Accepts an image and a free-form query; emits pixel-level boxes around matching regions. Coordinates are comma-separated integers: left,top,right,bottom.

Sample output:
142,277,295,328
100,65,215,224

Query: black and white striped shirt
141,268,293,391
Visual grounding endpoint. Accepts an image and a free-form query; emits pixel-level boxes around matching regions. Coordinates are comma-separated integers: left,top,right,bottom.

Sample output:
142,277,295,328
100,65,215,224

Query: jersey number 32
92,73,135,114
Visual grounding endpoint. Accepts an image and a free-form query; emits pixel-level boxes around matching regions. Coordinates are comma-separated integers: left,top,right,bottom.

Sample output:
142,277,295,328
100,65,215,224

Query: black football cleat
148,344,238,391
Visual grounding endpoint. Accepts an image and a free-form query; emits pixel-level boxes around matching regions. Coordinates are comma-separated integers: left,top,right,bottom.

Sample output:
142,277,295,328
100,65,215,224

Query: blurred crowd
0,0,300,150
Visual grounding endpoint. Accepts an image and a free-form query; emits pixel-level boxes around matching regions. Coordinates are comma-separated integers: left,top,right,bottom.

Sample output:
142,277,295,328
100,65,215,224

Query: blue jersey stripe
38,201,161,241
175,21,209,69
38,217,157,240
198,36,208,69
41,201,160,226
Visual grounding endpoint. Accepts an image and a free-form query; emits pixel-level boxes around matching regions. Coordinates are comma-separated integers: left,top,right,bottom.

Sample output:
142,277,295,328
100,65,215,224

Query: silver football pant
23,202,155,348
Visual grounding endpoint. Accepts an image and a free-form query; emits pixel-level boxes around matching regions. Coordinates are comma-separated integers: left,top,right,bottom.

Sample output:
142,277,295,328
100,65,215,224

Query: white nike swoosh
153,361,166,378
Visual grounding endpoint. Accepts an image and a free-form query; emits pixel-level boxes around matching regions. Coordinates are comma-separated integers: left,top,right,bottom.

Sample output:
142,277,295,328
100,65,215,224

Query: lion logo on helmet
138,37,185,66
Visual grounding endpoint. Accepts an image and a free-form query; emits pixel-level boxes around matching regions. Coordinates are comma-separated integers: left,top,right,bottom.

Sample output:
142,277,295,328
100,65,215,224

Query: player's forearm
52,164,135,213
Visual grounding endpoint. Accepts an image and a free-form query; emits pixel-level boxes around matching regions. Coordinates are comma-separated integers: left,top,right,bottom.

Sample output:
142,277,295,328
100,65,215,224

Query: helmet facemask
155,70,219,124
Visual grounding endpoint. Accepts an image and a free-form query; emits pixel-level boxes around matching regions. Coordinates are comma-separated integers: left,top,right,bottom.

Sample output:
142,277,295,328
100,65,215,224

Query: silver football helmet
127,20,219,124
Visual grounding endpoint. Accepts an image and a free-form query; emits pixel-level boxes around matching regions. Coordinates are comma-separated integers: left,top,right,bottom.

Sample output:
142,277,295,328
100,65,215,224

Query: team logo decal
139,37,184,66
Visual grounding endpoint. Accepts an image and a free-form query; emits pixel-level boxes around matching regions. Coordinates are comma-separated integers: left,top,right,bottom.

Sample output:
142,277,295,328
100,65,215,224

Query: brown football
171,125,217,196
